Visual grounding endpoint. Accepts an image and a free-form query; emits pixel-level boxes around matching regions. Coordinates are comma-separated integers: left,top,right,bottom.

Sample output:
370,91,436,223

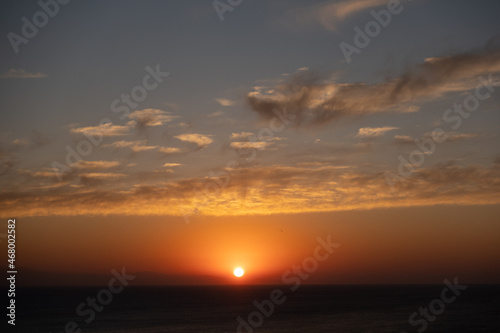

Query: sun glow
233,267,244,277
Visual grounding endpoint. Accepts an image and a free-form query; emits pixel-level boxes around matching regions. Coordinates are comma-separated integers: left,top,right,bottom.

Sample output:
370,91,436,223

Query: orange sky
15,204,500,285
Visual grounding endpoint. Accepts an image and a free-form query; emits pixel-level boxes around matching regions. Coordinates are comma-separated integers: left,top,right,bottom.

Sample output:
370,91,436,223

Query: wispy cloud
207,111,224,118
70,123,130,137
230,132,254,139
11,139,29,147
0,69,48,79
394,135,414,145
104,140,157,152
395,132,481,145
175,133,213,147
79,172,126,179
128,108,176,127
69,160,121,169
425,132,482,142
357,126,398,138
215,98,236,106
19,169,61,179
246,50,500,127
158,147,182,154
283,0,388,32
230,141,273,150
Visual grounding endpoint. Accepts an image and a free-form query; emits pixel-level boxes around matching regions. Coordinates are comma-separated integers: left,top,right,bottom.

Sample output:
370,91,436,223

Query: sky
1,0,500,285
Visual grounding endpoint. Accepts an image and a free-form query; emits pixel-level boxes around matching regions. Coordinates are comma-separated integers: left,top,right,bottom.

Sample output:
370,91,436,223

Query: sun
233,267,244,277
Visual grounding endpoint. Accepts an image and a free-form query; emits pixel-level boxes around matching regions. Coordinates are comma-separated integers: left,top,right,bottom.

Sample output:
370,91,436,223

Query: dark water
12,285,500,332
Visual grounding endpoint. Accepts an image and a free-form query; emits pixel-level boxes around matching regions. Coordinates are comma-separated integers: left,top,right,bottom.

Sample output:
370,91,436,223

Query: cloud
175,133,213,147
229,131,283,150
230,132,254,139
395,132,481,145
158,147,182,154
78,173,126,186
2,161,499,217
283,0,388,32
104,140,157,152
207,111,224,118
426,132,481,142
357,126,398,138
128,109,176,127
12,139,29,147
79,173,126,179
69,160,121,169
394,135,414,145
163,163,182,167
0,69,48,79
70,123,130,137
19,169,61,179
246,50,500,127
230,142,273,150
29,129,51,148
215,98,236,106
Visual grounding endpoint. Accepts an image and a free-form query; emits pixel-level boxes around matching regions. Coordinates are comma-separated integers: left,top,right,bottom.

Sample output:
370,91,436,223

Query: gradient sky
1,0,500,284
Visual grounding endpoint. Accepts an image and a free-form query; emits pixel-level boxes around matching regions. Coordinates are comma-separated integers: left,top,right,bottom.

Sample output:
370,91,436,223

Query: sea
12,285,500,332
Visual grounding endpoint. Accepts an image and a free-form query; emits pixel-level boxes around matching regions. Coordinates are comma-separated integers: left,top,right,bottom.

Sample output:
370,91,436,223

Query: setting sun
233,267,244,277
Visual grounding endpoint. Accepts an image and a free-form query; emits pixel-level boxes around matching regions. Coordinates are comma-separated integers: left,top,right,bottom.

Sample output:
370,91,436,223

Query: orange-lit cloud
230,141,272,150
128,108,176,127
69,160,121,169
103,140,158,152
231,132,254,139
158,147,182,154
357,126,398,138
215,98,236,106
394,132,482,145
175,133,213,147
70,122,130,137
2,161,499,217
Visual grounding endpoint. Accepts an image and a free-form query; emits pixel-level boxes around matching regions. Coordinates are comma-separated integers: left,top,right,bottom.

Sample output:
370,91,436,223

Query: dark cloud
246,50,500,127
29,129,51,148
